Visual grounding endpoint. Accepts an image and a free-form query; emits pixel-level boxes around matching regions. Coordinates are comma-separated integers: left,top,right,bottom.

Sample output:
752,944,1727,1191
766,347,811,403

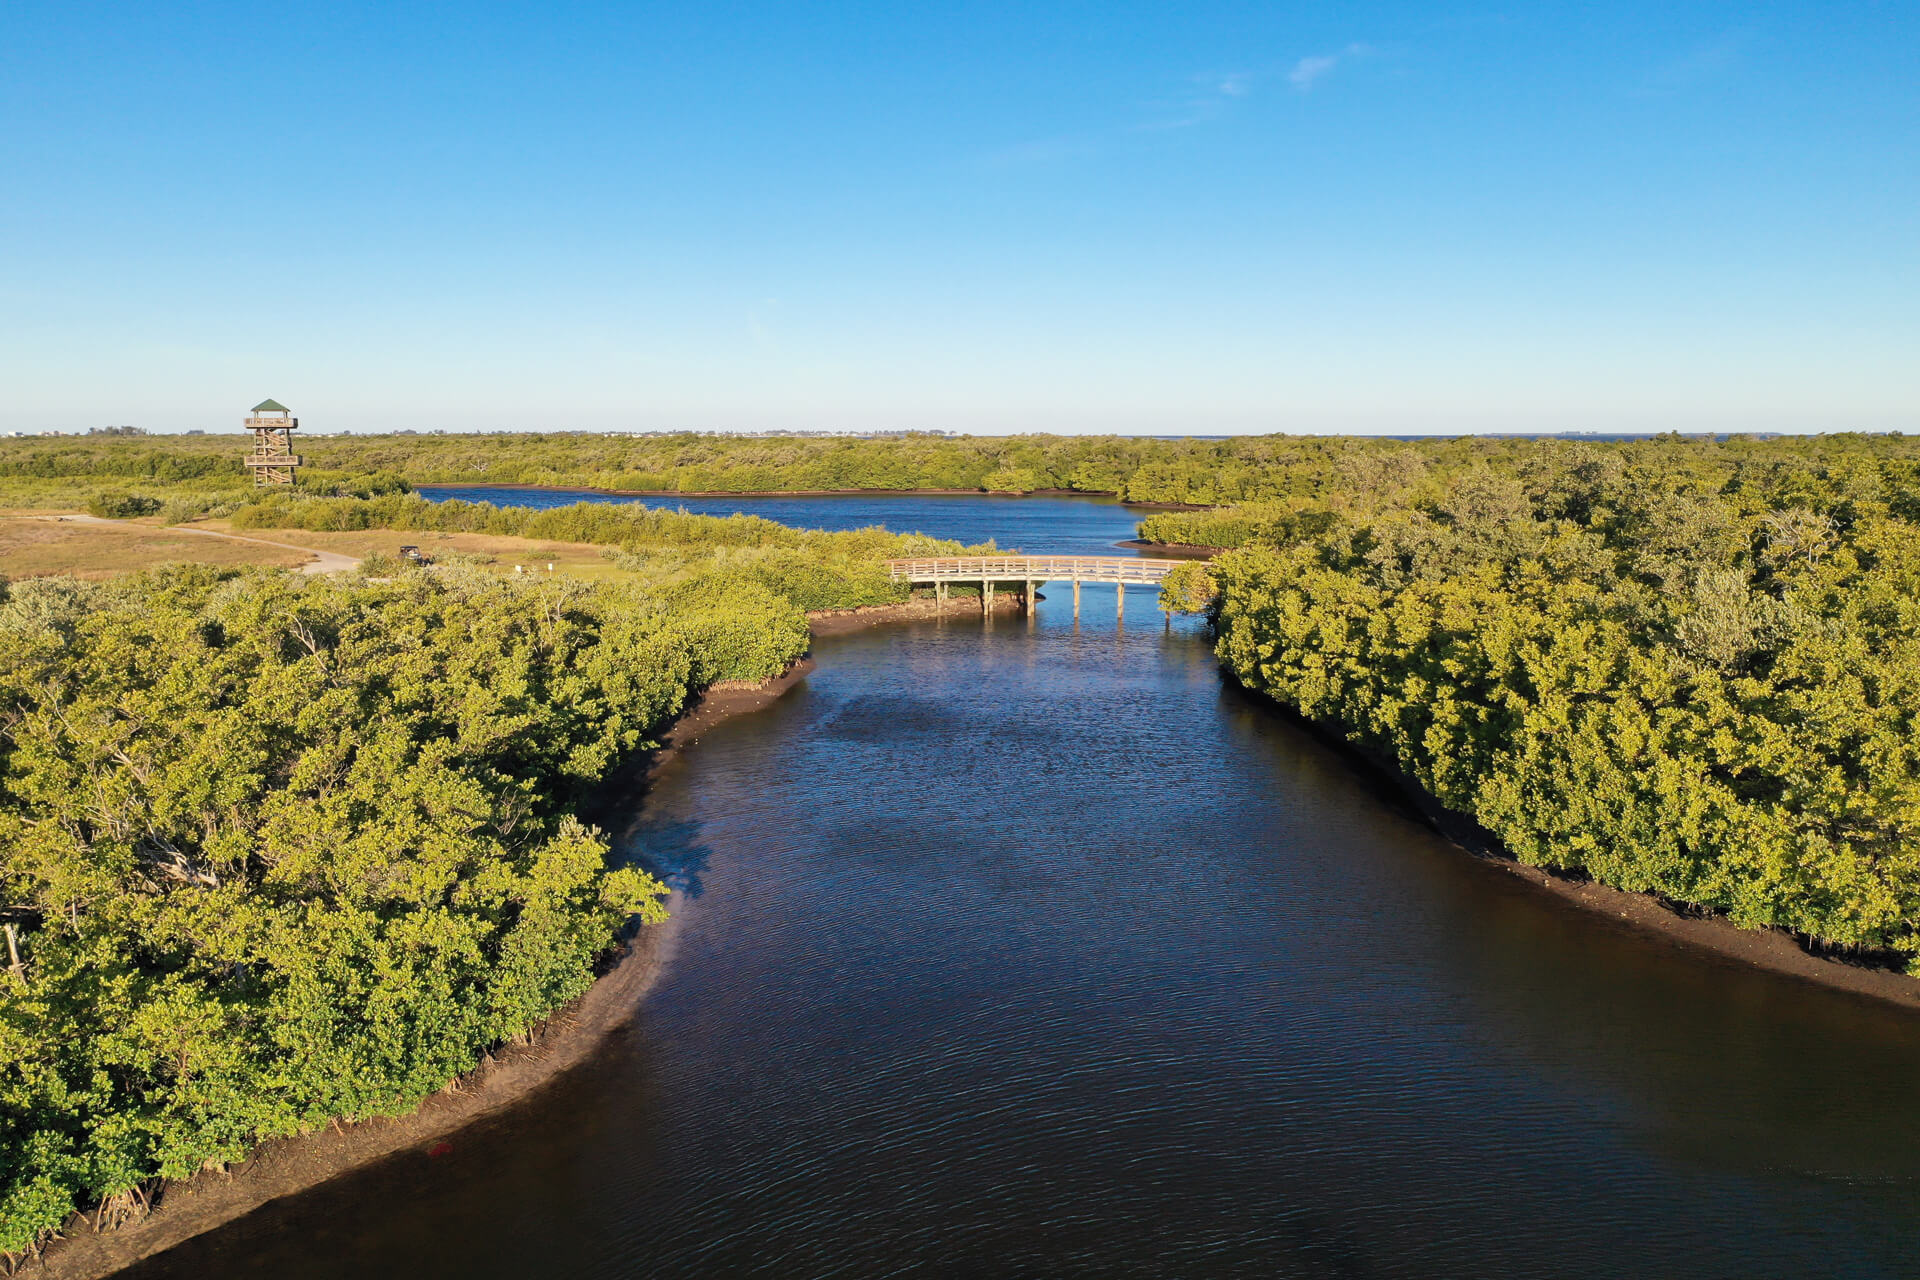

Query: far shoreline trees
8,429,1914,515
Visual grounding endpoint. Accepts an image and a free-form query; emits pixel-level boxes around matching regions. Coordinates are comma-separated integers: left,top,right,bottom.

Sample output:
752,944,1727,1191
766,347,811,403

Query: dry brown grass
0,517,311,580
2,516,646,585
200,524,635,580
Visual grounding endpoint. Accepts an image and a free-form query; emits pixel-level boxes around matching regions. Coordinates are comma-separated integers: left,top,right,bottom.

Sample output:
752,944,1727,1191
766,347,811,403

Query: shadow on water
122,589,1920,1280
616,815,714,901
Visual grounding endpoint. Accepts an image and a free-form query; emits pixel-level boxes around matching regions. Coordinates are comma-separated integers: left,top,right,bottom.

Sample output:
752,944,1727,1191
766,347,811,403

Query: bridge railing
885,555,1183,582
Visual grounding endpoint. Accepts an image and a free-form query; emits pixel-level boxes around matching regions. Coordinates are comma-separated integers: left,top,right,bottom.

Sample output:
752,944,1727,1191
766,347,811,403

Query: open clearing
1,514,630,582
0,516,315,578
200,524,630,578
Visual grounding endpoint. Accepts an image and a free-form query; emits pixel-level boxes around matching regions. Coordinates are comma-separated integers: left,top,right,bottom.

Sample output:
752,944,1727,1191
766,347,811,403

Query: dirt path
58,515,360,574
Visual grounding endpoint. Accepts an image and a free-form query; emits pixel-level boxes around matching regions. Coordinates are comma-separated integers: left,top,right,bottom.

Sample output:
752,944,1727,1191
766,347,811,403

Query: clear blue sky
3,2,1915,434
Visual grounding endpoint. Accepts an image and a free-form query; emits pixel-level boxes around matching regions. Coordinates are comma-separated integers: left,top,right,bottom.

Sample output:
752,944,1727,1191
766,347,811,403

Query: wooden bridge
885,555,1186,619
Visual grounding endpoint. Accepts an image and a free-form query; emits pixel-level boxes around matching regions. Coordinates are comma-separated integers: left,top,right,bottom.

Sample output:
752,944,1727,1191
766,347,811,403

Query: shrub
158,497,206,525
84,492,162,519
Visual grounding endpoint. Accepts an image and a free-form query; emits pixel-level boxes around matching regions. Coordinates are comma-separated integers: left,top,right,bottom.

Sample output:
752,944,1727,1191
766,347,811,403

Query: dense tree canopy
1172,441,1920,967
0,503,968,1258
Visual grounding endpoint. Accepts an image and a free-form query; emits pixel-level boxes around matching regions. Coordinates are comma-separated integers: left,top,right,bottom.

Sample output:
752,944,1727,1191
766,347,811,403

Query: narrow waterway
417,485,1148,556
129,593,1920,1278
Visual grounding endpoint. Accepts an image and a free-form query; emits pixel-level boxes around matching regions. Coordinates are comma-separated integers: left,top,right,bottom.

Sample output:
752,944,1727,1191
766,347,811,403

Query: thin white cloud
1139,69,1255,131
1288,44,1374,93
982,47,1367,167
1288,55,1337,91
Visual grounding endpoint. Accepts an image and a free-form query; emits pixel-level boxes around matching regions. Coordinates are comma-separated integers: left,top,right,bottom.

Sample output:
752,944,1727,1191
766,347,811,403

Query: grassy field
202,523,634,578
1,513,637,582
0,515,312,579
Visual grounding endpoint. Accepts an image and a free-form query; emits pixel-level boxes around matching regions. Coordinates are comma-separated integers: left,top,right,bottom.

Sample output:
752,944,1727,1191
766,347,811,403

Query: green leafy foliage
1205,440,1920,968
1157,562,1218,615
980,466,1040,493
0,479,977,1254
0,561,831,1254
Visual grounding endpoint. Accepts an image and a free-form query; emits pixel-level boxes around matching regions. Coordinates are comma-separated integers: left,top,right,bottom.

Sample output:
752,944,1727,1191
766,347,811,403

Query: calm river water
415,485,1149,556
129,495,1920,1278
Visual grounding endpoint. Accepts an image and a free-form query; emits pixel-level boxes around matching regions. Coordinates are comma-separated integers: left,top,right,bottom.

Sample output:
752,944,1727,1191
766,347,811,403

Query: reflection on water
127,600,1920,1280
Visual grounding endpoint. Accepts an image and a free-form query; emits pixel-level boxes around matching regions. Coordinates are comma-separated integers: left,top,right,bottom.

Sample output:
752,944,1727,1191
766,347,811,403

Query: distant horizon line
15,426,1916,443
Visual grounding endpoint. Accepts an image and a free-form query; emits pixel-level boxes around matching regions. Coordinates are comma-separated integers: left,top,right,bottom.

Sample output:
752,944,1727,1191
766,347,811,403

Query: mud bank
806,591,1025,635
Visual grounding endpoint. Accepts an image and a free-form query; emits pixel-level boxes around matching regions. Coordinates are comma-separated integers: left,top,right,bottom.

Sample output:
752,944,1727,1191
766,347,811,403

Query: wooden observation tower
243,398,302,486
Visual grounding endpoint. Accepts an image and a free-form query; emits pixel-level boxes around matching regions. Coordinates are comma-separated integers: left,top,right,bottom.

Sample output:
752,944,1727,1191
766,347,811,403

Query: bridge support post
936,580,946,611
1072,578,1081,619
1116,580,1124,619
1026,580,1036,615
983,580,993,615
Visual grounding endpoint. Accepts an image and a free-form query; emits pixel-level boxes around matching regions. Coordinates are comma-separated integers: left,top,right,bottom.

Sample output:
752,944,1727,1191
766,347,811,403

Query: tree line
14,429,1915,509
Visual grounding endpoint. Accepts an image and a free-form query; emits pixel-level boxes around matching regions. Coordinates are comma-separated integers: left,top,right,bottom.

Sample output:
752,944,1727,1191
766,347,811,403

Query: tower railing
243,406,302,486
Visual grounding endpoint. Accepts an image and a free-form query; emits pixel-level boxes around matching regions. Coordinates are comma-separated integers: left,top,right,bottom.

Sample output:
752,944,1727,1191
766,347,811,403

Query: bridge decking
884,555,1187,621
885,555,1183,585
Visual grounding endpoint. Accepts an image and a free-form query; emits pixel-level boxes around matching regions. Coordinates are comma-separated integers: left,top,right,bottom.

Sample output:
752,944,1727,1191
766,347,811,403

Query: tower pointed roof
252,398,289,413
